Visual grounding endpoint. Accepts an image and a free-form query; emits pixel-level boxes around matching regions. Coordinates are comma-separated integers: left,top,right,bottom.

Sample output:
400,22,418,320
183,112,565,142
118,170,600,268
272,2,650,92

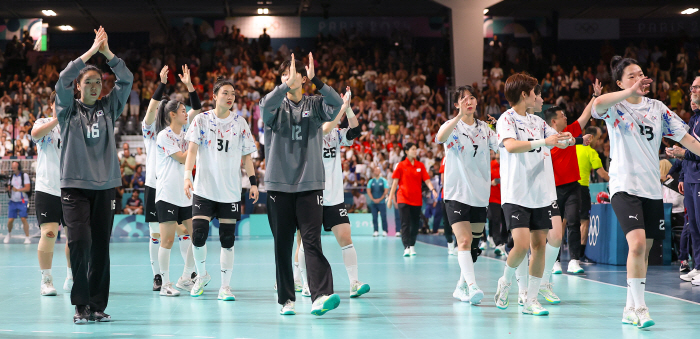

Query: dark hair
504,73,538,106
278,59,307,79
76,65,103,85
454,85,476,103
49,91,56,105
544,106,563,125
585,126,601,136
533,84,542,96
155,99,183,134
401,142,417,161
213,76,236,96
610,55,639,89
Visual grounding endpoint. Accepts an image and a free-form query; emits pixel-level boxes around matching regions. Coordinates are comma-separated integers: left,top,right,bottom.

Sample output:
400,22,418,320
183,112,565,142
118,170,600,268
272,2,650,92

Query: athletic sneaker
488,237,496,249
479,241,487,250
311,294,340,316
302,284,310,297
373,231,379,237
218,286,236,301
691,277,700,286
176,275,195,291
552,261,562,274
153,274,162,291
679,260,690,273
517,290,527,306
494,244,505,256
382,231,388,237
447,242,455,255
190,272,211,297
24,237,31,244
621,307,638,325
680,269,700,282
395,232,401,237
403,248,411,257
567,260,584,274
160,282,181,297
40,275,57,296
522,300,549,316
635,306,655,328
89,311,111,322
466,283,484,305
294,280,303,292
3,233,9,244
280,300,295,315
409,246,417,256
494,277,511,309
538,283,561,304
63,276,73,292
453,282,468,301
73,305,90,324
350,281,370,298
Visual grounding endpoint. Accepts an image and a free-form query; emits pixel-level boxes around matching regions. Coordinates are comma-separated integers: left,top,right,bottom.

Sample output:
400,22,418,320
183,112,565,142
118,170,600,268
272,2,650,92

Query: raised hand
159,66,168,84
486,114,497,125
93,26,112,59
593,78,602,97
88,28,107,57
285,54,300,89
343,86,352,104
630,76,653,97
179,64,194,91
305,52,315,80
582,133,592,146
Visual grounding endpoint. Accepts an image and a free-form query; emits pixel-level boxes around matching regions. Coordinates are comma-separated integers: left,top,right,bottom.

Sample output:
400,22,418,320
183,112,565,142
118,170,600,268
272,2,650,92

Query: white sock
179,235,195,277
626,285,635,308
66,267,73,279
41,269,51,277
150,236,160,276
193,245,207,276
541,244,560,285
220,247,234,288
457,250,476,286
341,244,359,283
293,262,300,282
298,242,308,286
158,247,171,284
515,254,529,293
628,278,646,308
526,275,542,305
503,263,517,283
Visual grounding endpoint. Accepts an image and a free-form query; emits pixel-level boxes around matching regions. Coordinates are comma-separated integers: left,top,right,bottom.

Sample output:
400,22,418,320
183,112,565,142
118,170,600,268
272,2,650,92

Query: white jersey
496,109,558,208
142,120,157,188
32,118,61,197
437,119,498,207
592,97,687,199
322,128,353,206
156,127,191,207
185,111,256,203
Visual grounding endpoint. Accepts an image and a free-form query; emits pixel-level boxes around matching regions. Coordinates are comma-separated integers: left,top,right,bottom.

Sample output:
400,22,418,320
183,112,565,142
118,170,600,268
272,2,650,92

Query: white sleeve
496,115,518,147
157,131,181,157
435,121,458,145
660,103,689,142
487,126,499,151
185,115,205,145
591,103,620,123
240,119,257,156
339,128,354,147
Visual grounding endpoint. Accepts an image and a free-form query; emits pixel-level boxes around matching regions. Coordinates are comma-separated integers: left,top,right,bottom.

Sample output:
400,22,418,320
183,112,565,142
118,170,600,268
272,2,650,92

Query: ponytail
155,99,182,134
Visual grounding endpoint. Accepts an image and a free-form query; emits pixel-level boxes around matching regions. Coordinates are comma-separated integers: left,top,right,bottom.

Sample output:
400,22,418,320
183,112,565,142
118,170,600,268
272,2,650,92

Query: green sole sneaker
311,294,341,316
638,320,655,329
350,284,371,298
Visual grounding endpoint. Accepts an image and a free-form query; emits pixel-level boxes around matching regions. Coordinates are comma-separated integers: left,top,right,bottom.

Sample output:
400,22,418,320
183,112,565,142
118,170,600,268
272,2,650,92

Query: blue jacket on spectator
681,109,700,184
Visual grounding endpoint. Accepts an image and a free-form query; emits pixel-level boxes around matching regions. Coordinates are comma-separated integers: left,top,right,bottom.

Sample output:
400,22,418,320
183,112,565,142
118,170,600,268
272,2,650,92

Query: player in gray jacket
260,54,343,316
54,27,133,324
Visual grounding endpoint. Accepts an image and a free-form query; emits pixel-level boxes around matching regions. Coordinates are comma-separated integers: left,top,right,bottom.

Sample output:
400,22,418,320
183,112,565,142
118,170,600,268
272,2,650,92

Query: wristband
249,175,258,186
346,106,356,118
575,137,584,145
152,83,166,101
530,139,546,150
311,77,325,90
189,91,201,110
185,172,193,182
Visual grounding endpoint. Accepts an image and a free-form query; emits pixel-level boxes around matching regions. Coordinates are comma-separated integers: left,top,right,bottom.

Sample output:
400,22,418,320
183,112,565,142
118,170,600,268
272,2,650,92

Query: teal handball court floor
1,235,699,338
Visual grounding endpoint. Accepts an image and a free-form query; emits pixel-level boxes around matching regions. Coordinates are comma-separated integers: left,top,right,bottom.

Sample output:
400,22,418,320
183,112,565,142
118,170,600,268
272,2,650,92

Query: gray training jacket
260,83,343,193
55,57,134,190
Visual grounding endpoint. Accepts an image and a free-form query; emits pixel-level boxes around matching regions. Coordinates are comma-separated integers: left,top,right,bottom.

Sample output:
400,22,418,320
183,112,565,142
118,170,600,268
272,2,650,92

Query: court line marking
0,330,14,332
418,240,700,306
32,331,53,333
366,299,410,339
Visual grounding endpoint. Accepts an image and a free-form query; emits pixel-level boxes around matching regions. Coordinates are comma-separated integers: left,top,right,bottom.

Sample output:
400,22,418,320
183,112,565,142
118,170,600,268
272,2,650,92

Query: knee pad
192,219,210,247
219,223,236,249
471,232,482,262
38,224,59,252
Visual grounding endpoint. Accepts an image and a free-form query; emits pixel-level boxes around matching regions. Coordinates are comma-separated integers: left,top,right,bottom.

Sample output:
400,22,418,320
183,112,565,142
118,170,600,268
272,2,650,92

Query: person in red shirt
545,80,599,274
487,150,507,256
387,143,438,257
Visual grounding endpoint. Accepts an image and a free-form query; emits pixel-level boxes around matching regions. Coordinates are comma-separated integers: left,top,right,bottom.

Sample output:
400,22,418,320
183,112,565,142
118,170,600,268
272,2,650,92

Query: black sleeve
311,77,325,91
152,83,166,101
575,137,584,145
345,126,362,140
189,91,201,110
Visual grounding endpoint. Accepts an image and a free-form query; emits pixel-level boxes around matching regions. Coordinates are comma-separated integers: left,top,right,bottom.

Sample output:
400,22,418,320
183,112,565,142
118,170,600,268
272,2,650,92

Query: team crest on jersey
303,111,310,117
96,110,104,116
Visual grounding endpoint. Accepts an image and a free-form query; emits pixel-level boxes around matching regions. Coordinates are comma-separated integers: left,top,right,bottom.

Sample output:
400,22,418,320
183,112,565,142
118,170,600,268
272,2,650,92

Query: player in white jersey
143,65,201,292
436,85,498,305
493,73,571,316
297,88,371,299
184,77,258,300
31,91,72,296
592,56,700,328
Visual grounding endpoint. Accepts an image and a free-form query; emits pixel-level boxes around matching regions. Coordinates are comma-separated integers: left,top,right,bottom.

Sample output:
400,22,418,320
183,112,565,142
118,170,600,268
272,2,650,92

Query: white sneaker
218,286,236,301
40,275,57,296
24,237,31,244
350,281,370,298
190,272,211,297
280,300,295,315
301,284,311,297
310,294,340,316
680,268,700,282
567,259,584,274
494,277,511,309
409,246,417,256
518,290,527,306
176,275,195,291
494,244,505,256
373,231,378,237
294,279,303,292
479,241,487,250
522,299,549,316
63,277,73,292
552,261,562,274
692,276,700,286
159,282,181,297
2,234,8,243
395,232,401,237
447,242,455,255
488,237,496,249
635,306,655,328
403,248,411,257
453,282,468,301
466,283,484,305
538,282,561,304
621,307,638,325
382,231,388,237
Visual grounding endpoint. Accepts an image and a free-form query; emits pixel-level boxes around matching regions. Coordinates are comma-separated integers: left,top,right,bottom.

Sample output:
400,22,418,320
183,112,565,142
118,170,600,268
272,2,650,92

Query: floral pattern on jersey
32,118,60,149
142,121,156,141
157,127,188,156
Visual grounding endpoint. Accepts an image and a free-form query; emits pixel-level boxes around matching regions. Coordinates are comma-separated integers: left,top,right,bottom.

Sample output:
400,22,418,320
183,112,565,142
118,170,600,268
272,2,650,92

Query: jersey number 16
86,123,100,139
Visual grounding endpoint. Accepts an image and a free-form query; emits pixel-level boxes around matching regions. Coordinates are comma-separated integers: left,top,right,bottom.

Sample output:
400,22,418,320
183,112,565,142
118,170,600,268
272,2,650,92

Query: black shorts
580,185,592,219
547,200,561,218
323,203,350,231
502,203,553,231
610,192,665,240
444,200,487,225
144,186,158,223
156,200,193,224
192,194,241,220
35,191,63,225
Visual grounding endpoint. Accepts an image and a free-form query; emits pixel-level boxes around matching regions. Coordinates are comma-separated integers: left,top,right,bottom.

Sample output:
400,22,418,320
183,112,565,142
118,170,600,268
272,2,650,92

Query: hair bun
610,55,623,70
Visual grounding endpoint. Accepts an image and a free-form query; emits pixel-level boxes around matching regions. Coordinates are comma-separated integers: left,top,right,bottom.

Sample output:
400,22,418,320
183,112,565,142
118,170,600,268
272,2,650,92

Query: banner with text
558,19,620,40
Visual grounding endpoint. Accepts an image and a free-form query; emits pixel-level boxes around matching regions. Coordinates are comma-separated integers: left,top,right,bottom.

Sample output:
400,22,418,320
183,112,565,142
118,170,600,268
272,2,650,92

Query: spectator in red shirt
487,150,507,255
387,143,438,257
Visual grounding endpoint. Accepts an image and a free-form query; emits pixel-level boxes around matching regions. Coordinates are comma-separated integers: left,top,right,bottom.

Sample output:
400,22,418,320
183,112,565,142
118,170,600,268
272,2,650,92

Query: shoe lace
635,306,649,317
542,282,554,291
221,286,232,294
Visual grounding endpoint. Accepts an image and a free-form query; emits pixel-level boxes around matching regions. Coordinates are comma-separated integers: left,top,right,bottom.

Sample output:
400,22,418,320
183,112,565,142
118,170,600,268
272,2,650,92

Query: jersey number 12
291,125,302,140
